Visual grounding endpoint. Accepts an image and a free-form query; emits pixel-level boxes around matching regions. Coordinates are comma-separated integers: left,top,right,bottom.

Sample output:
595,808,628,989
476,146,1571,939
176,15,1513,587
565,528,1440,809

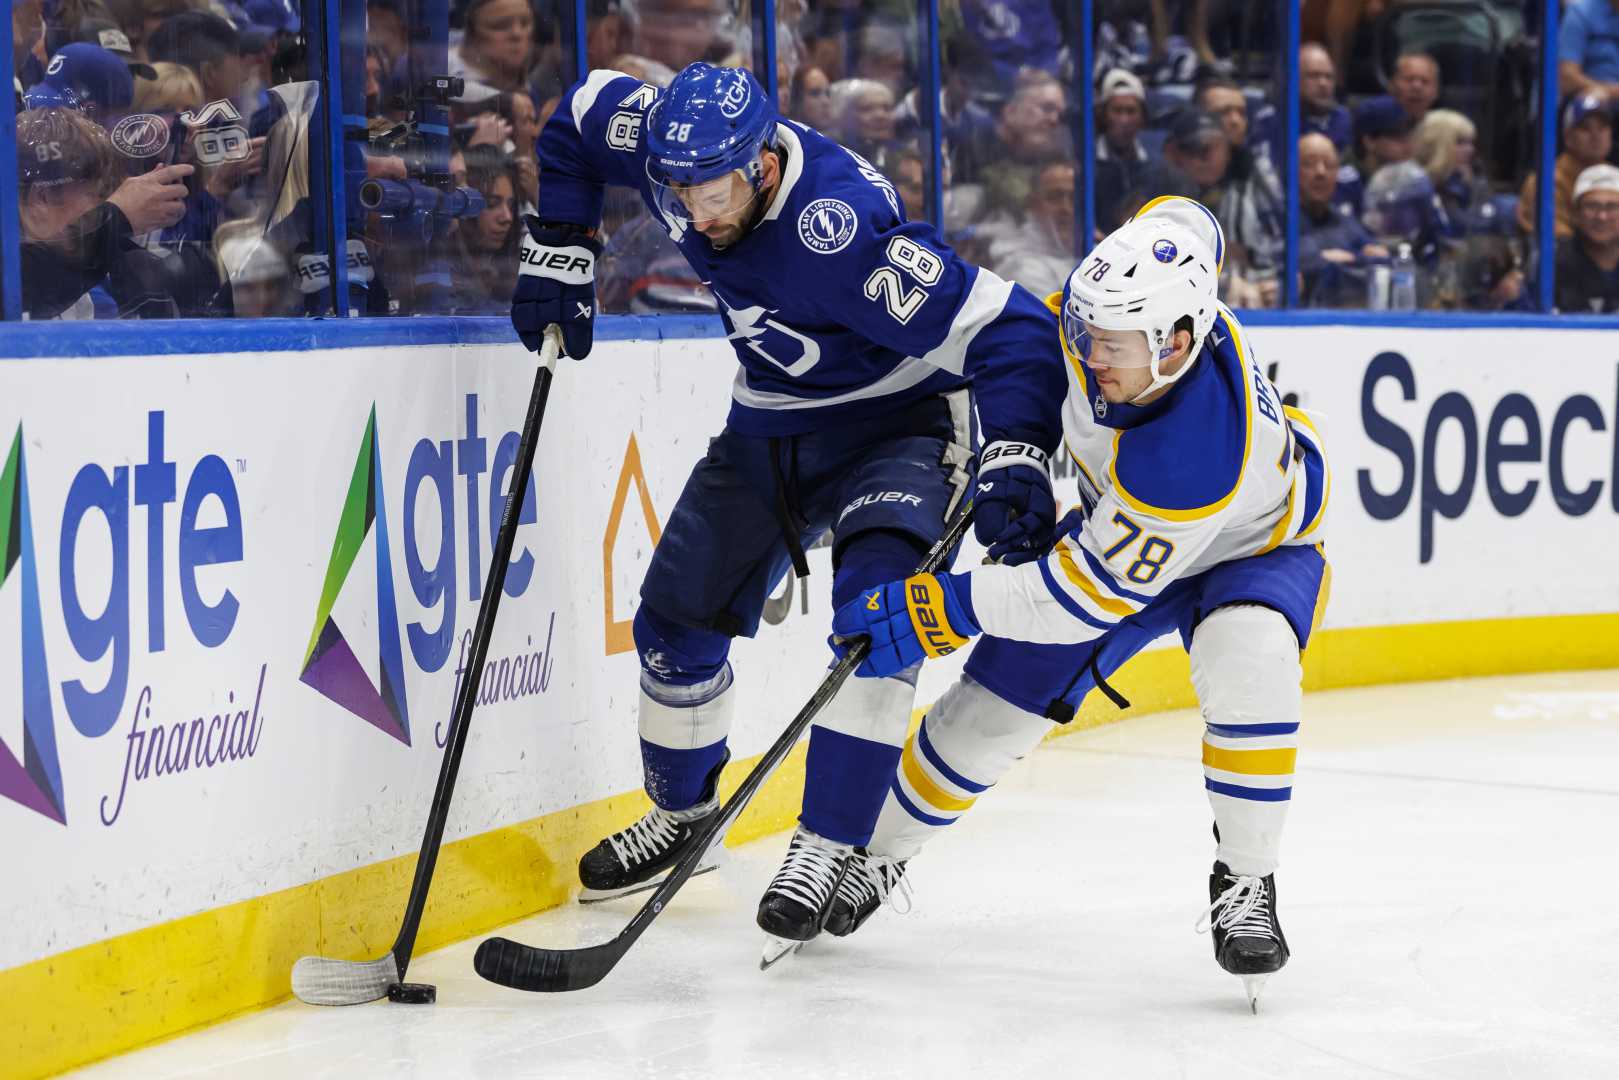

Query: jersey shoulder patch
1109,312,1252,519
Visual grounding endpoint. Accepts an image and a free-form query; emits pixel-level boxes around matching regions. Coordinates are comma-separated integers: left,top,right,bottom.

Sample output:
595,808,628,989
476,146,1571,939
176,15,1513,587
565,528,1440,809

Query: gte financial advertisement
2,327,1616,970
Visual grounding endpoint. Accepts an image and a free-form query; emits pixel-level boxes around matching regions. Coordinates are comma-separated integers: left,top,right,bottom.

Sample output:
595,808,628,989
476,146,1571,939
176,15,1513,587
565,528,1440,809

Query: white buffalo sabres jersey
966,301,1330,644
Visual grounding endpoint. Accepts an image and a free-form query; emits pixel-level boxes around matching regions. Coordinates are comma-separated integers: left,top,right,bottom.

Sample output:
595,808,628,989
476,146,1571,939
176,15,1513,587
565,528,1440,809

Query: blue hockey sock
800,726,905,846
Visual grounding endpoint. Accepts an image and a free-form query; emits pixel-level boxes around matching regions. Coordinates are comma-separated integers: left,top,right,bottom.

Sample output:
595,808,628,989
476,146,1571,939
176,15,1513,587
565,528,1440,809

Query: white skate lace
1195,875,1276,940
768,830,850,912
837,853,914,916
606,808,682,869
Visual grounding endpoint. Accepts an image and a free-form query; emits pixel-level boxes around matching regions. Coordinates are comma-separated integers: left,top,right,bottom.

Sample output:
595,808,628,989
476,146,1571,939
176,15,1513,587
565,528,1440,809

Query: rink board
2,323,1616,1077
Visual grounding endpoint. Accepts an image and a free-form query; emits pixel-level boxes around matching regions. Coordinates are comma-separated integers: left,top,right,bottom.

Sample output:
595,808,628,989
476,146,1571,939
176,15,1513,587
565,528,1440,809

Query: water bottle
1389,243,1417,311
1366,262,1390,310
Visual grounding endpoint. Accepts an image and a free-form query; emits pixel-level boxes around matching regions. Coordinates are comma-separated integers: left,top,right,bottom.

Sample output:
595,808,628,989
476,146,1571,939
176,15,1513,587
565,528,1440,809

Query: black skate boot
756,826,852,968
577,754,728,903
824,849,910,937
1197,860,1290,1012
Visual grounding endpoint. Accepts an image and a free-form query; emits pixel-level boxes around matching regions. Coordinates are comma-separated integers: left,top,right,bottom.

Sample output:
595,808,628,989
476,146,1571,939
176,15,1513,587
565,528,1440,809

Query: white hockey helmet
1128,194,1227,275
1061,199,1221,403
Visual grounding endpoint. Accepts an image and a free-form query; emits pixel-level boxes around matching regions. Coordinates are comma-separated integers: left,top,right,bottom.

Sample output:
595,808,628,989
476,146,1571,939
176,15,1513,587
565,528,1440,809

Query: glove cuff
978,439,1050,480
519,229,597,284
903,573,978,658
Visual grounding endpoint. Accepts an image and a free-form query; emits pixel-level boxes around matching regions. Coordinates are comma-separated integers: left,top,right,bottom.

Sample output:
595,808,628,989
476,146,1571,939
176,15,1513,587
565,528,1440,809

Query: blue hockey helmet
645,63,776,223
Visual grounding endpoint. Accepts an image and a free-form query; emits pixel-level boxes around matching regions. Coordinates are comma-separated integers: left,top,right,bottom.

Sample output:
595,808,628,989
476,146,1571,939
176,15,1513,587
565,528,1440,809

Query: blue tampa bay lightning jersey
537,69,1065,446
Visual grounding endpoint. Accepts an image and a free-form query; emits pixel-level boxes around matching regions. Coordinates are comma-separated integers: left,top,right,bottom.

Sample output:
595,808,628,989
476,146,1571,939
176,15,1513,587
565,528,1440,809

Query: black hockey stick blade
292,329,563,1005
473,500,974,993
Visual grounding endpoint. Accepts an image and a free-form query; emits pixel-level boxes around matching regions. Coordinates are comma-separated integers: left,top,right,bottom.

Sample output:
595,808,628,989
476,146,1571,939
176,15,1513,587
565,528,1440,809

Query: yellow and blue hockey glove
830,572,981,678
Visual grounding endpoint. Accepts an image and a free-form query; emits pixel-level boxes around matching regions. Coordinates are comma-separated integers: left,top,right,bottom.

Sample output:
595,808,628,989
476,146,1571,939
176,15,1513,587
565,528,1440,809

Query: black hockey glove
973,440,1056,566
513,217,602,358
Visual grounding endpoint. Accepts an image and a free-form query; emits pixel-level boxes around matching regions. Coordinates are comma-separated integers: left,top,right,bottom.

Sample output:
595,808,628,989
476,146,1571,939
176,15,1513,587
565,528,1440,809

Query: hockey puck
387,982,437,1004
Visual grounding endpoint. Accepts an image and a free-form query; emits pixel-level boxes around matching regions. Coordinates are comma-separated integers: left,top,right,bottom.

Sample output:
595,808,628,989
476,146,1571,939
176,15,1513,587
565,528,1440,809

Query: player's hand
973,440,1056,566
513,218,602,358
829,573,981,679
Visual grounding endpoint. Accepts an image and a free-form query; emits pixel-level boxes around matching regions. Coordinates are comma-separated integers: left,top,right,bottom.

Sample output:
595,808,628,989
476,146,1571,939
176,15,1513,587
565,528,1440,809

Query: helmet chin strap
1127,335,1198,405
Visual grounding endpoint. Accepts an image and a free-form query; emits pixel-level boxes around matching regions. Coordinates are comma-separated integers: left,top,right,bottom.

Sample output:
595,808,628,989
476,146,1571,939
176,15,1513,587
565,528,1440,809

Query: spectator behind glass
1339,96,1416,219
956,0,1062,92
789,64,833,132
631,0,731,72
1252,41,1353,183
448,146,518,312
1363,160,1449,273
102,0,195,63
1300,42,1351,150
15,0,46,89
989,159,1075,297
1390,52,1440,124
1558,0,1619,103
133,59,204,113
955,67,1069,219
1555,163,1619,312
1094,68,1149,234
1195,74,1281,204
146,11,244,107
1519,93,1613,240
1414,109,1489,229
214,221,296,316
17,106,190,318
22,43,135,128
1158,108,1282,307
1298,131,1386,307
828,78,897,161
451,0,535,104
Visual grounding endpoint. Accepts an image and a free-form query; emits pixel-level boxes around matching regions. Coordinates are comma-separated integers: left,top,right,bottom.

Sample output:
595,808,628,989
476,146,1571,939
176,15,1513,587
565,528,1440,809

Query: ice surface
71,671,1619,1079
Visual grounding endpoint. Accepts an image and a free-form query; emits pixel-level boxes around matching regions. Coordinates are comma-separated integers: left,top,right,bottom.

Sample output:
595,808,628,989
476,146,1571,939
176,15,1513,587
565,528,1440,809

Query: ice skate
1196,861,1289,1012
756,826,852,969
824,849,910,937
577,798,724,903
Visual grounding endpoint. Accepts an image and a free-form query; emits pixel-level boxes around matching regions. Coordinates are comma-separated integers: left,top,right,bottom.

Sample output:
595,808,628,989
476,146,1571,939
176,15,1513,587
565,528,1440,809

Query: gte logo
0,428,64,822
1,414,245,823
302,396,539,744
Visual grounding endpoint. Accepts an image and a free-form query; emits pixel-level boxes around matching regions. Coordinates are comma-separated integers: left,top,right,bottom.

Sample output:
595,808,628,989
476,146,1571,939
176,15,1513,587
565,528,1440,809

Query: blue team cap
1563,92,1612,133
24,43,135,114
1356,96,1415,139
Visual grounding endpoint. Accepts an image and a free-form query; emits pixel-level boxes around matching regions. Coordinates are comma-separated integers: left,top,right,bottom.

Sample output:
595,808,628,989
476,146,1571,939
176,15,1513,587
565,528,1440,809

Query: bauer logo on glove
831,573,982,679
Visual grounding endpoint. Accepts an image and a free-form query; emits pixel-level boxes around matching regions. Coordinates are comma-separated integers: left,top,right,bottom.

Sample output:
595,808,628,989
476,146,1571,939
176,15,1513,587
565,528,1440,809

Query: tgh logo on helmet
719,75,751,119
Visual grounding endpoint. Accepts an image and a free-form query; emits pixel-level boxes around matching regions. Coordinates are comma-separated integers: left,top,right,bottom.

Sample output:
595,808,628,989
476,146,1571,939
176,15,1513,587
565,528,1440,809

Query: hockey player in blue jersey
829,197,1331,1009
514,61,1067,957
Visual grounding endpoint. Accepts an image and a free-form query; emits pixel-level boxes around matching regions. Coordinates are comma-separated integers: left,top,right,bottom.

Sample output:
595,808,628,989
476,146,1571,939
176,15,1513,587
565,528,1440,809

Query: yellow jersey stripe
1202,743,1297,776
1056,542,1137,618
1256,479,1298,556
902,739,976,812
1285,406,1331,539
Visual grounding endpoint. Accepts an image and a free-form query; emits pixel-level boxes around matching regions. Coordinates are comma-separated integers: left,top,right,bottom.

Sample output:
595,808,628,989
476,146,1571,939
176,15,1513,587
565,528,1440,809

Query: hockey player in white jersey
830,196,1331,1008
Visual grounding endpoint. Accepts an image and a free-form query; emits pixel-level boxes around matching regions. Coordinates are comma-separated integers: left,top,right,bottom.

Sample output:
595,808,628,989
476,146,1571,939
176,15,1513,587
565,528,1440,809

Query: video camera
360,75,485,225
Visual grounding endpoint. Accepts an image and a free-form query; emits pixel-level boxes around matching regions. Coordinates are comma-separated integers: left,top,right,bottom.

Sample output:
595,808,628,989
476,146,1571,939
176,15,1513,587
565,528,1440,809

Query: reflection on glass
16,0,314,318
938,3,1076,298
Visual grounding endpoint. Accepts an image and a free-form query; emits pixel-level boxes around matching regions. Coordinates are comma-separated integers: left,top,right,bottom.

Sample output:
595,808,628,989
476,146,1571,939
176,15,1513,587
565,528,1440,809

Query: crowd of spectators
16,0,1619,319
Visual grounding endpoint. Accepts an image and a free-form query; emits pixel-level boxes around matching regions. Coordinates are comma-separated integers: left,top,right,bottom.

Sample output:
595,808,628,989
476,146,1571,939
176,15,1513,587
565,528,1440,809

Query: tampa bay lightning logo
718,75,750,119
798,198,858,254
1153,238,1178,263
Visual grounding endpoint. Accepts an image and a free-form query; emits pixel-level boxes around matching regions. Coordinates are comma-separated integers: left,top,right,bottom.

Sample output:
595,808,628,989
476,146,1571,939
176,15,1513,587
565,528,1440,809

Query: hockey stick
291,326,563,1006
473,499,976,993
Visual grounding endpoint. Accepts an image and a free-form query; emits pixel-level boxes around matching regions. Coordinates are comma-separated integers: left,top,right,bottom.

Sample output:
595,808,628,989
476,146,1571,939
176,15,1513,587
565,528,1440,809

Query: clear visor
1062,304,1156,369
648,164,761,223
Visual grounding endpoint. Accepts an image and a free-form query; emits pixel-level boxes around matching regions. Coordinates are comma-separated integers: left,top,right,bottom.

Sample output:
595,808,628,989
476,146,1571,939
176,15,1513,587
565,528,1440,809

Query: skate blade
578,859,722,905
1242,974,1268,1013
759,935,807,971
